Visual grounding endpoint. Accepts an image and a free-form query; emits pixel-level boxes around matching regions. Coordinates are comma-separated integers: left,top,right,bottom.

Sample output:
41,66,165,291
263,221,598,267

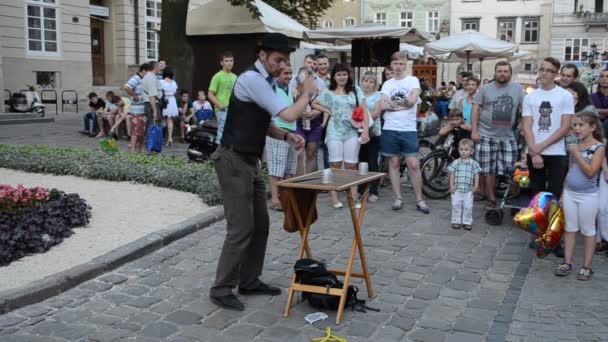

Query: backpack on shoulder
294,258,379,313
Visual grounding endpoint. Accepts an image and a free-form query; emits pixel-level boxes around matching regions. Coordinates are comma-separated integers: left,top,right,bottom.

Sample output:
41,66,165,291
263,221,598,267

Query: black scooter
185,120,218,162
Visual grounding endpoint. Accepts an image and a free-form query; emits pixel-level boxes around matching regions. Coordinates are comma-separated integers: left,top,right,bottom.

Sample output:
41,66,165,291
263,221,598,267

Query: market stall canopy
186,0,309,39
304,25,435,46
300,42,425,59
435,50,530,63
424,30,519,59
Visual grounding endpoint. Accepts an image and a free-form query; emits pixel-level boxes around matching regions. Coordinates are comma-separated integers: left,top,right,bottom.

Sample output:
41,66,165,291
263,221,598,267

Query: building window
427,11,440,32
375,12,386,25
400,11,413,28
146,0,162,60
36,71,56,88
324,19,334,28
26,0,59,54
564,38,589,61
461,18,480,31
497,18,516,42
522,17,540,43
344,17,355,27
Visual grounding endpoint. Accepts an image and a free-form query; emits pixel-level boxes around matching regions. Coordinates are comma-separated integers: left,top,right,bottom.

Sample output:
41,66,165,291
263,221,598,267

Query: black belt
220,144,261,159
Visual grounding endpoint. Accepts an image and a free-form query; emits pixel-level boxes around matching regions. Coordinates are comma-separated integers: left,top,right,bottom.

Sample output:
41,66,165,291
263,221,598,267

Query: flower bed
0,144,222,205
0,184,91,266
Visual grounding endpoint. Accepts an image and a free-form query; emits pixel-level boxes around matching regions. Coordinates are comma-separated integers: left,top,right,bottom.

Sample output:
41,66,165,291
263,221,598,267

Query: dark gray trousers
209,146,269,297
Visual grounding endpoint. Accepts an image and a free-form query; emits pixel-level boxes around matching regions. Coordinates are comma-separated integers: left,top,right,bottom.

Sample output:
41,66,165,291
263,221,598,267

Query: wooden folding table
278,169,384,324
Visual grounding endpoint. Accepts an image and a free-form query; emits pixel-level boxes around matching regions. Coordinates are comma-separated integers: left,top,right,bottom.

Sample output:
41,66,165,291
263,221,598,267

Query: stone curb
0,206,225,314
0,117,55,125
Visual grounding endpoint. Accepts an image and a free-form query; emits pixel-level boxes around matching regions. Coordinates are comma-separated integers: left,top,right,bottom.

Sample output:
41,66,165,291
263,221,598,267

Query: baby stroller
485,166,533,226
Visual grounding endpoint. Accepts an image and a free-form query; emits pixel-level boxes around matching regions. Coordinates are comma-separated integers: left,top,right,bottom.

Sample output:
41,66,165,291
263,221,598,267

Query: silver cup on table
358,162,369,175
321,168,333,184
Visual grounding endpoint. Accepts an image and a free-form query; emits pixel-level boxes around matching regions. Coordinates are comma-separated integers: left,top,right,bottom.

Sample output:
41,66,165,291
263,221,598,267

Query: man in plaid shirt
447,139,481,230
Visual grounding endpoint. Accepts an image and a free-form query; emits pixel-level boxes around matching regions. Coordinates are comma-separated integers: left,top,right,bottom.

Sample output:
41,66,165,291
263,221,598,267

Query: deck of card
305,312,329,324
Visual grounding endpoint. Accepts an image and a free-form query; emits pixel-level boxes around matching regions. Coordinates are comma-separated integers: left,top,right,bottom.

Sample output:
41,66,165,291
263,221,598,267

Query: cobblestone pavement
2,115,608,341
0,113,188,158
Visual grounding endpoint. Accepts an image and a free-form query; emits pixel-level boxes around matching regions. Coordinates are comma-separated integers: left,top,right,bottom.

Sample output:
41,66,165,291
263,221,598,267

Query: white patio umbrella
300,42,425,59
435,50,530,79
424,30,519,72
304,25,435,46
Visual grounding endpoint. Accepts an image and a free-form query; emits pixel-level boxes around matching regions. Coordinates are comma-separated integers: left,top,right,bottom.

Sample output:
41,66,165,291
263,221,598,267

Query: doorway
91,18,105,85
412,59,437,87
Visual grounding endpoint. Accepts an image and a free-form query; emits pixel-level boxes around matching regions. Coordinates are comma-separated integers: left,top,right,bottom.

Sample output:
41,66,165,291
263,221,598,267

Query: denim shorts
380,130,418,157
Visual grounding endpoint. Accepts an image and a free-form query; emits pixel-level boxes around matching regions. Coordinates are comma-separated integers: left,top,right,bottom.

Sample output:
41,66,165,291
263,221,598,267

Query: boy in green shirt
208,51,237,143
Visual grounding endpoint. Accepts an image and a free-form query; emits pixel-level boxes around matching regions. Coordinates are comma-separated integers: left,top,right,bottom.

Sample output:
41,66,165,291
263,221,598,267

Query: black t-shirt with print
89,99,106,111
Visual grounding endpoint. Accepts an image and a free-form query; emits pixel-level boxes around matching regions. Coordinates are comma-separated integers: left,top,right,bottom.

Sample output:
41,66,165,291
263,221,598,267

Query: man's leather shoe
210,294,244,311
238,282,281,296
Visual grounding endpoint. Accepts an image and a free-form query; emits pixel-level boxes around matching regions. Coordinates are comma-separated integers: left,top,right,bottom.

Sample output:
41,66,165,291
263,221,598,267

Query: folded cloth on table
280,189,318,233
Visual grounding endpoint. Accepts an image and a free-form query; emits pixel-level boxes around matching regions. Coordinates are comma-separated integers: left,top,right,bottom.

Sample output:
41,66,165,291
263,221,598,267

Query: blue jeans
380,130,419,157
83,112,98,133
215,109,228,144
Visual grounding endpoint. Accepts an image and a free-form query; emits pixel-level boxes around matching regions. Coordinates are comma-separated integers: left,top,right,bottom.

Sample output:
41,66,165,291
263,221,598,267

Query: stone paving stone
139,321,179,339
99,273,129,285
80,280,113,293
13,305,52,318
223,324,264,339
0,315,26,328
408,328,446,342
124,296,163,309
453,317,489,335
163,310,203,325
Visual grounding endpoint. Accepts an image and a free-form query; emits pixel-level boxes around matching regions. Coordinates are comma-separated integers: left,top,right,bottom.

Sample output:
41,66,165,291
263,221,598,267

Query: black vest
220,66,272,157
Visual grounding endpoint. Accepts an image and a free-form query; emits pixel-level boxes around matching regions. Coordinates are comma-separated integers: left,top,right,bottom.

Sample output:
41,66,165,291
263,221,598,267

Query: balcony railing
553,11,608,26
584,12,608,24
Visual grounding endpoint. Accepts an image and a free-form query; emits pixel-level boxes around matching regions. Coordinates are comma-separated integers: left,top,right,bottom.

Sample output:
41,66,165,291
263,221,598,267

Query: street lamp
581,43,608,69
580,43,608,92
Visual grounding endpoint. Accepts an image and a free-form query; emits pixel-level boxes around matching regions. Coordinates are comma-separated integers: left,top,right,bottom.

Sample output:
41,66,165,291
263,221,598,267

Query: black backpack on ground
294,258,379,313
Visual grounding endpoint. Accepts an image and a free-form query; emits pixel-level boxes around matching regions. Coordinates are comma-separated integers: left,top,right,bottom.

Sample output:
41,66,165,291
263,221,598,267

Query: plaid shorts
265,136,297,177
475,135,517,176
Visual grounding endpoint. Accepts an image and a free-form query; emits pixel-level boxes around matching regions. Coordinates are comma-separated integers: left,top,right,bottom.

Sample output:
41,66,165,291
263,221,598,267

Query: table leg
284,191,318,318
349,184,374,298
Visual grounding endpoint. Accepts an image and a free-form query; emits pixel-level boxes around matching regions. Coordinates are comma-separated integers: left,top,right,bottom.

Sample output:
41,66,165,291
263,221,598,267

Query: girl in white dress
160,68,178,147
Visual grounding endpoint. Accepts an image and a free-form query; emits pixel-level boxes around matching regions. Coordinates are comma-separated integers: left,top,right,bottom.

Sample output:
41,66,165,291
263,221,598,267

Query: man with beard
471,61,525,210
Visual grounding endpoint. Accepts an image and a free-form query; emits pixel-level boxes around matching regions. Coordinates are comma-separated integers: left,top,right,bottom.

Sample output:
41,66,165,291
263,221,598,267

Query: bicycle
420,134,455,199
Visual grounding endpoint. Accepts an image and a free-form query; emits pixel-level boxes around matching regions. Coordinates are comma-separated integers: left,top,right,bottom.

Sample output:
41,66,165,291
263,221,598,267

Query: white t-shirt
193,100,212,112
522,86,574,156
380,76,421,132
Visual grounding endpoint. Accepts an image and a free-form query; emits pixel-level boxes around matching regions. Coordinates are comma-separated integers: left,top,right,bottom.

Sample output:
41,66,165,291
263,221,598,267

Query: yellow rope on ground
311,328,348,342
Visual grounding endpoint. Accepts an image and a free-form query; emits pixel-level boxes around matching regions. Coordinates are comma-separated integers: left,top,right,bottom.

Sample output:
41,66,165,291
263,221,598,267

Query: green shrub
0,145,222,205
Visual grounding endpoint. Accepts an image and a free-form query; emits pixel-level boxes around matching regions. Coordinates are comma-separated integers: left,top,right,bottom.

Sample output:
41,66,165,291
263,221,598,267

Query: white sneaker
369,194,378,203
355,201,362,209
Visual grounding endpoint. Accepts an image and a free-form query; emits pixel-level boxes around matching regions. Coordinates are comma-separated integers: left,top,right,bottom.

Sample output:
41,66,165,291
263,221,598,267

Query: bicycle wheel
421,150,451,193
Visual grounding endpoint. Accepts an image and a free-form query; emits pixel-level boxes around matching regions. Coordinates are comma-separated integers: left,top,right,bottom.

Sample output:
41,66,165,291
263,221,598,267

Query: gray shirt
232,60,288,118
473,81,524,139
141,72,160,103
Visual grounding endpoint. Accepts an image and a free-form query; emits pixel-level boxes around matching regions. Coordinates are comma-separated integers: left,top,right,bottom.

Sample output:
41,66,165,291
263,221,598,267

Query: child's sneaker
462,224,472,231
391,199,403,210
416,200,430,214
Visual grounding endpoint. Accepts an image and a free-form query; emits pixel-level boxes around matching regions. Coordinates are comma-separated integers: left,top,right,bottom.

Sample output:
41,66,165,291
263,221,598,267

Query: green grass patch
0,144,222,205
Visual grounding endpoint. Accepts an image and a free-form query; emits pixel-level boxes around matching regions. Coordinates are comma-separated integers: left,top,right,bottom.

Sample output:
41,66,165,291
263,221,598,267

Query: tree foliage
227,0,333,28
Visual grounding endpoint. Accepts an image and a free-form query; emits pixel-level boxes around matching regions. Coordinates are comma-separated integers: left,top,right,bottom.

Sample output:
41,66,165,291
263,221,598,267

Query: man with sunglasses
521,57,574,198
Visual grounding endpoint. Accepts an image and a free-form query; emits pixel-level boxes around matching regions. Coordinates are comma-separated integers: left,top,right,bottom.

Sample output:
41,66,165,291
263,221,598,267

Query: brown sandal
484,200,497,210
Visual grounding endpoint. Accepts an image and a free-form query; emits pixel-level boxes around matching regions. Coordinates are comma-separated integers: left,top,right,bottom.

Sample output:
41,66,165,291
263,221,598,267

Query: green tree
227,0,333,28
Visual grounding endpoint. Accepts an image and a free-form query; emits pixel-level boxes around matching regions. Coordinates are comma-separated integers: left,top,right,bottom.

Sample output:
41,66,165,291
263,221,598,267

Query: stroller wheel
485,209,503,226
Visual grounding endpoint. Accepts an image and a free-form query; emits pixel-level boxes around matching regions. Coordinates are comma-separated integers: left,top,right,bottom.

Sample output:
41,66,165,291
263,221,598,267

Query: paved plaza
0,117,607,341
